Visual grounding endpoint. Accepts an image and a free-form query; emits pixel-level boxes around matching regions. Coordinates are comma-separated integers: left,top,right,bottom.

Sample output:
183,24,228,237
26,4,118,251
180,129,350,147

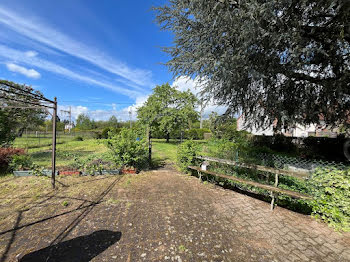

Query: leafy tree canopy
76,114,96,130
107,115,119,128
137,83,198,142
154,0,350,130
0,80,47,145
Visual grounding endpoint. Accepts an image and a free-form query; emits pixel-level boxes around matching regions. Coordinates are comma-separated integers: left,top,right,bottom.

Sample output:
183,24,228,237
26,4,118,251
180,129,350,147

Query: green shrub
107,128,149,170
308,167,350,231
73,136,84,141
204,138,238,160
101,127,122,139
9,154,33,171
0,148,25,172
184,128,211,140
93,131,102,139
9,154,45,176
101,127,111,139
185,129,199,140
177,140,199,172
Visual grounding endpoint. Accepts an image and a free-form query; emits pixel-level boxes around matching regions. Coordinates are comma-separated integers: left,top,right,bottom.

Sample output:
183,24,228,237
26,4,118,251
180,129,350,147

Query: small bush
184,128,211,140
101,127,122,139
73,136,84,141
0,148,26,172
204,138,238,160
84,158,114,175
93,131,102,139
308,167,350,231
9,154,33,171
177,140,199,172
107,128,149,170
101,127,111,139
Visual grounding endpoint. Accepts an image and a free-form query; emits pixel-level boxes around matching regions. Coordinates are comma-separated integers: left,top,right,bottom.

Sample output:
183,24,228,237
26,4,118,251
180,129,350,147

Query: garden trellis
0,80,58,188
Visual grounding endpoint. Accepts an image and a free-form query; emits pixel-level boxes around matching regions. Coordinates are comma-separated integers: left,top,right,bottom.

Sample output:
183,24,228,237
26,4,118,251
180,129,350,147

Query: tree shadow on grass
19,230,121,262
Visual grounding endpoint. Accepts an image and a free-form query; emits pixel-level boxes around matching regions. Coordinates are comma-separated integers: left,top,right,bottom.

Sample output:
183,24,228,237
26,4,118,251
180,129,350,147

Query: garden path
0,167,349,261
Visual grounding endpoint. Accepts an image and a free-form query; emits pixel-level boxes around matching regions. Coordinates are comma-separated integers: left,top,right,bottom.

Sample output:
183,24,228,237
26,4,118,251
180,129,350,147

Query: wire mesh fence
13,131,99,149
11,130,110,172
250,152,349,172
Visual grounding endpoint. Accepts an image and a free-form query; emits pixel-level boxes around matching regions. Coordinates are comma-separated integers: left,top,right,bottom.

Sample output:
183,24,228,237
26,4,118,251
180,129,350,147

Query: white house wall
237,115,318,138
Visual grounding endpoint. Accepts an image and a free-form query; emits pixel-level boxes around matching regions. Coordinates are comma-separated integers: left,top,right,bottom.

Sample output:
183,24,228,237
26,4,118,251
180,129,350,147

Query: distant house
237,114,338,138
65,123,74,131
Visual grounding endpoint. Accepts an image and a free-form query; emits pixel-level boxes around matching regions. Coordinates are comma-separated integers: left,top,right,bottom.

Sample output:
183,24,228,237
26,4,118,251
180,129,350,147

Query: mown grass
152,139,179,164
13,136,205,169
14,136,108,168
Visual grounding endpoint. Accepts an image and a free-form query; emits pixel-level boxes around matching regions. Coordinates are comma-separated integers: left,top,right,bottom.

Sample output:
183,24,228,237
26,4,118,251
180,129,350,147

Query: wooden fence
188,156,312,210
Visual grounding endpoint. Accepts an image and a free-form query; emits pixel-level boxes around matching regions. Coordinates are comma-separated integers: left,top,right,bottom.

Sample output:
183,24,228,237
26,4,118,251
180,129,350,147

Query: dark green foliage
9,154,33,171
155,1,350,130
101,127,122,139
0,110,15,145
0,148,26,172
308,167,350,231
107,128,149,170
73,136,84,141
0,80,47,145
302,136,347,161
177,140,199,172
251,135,297,155
101,127,112,139
184,128,211,140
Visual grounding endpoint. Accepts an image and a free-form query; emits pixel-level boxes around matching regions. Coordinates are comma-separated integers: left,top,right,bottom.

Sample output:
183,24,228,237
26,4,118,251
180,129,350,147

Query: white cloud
6,63,41,79
25,50,38,57
0,45,143,98
172,76,203,94
172,76,227,118
58,104,135,122
59,105,88,120
58,76,228,122
0,6,153,89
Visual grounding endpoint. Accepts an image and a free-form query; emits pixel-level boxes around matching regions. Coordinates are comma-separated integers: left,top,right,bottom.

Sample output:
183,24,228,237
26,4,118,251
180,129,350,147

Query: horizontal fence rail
196,156,310,179
191,155,314,210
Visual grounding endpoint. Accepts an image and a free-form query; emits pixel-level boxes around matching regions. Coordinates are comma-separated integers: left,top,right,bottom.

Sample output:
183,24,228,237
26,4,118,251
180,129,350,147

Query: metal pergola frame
0,81,58,189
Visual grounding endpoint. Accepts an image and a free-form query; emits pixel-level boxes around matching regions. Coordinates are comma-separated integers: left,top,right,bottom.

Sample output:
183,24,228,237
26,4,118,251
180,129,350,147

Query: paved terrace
0,168,349,261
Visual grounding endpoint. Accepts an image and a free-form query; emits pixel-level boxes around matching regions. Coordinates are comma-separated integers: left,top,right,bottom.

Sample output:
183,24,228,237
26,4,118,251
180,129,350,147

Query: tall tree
137,83,198,142
108,115,119,128
76,114,96,130
0,80,47,145
154,0,350,130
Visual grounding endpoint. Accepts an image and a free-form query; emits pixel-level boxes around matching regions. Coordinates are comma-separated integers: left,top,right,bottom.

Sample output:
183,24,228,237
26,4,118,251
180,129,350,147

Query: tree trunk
17,128,25,137
166,132,170,143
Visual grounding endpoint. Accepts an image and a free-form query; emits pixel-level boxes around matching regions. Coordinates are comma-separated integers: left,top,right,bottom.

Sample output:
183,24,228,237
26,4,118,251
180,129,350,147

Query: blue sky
0,0,179,121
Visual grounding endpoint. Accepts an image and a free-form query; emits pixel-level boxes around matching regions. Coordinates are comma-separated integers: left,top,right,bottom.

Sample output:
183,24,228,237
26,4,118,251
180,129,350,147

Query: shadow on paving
0,176,122,262
19,230,122,262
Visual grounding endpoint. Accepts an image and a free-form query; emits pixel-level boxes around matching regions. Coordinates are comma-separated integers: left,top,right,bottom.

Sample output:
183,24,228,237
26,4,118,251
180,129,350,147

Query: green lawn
13,136,204,169
14,136,108,168
152,139,179,164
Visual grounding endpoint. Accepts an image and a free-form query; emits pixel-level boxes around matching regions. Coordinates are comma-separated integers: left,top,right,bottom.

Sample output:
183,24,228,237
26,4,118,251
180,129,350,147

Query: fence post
270,173,279,210
148,126,152,166
51,97,57,189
